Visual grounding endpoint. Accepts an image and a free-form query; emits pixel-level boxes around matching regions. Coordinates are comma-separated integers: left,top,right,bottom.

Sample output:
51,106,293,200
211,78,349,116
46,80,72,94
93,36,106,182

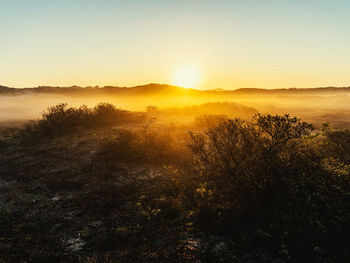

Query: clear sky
1,0,350,89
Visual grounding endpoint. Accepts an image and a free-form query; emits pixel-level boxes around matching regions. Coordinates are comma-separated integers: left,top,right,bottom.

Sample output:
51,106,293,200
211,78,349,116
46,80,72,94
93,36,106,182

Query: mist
1,87,350,129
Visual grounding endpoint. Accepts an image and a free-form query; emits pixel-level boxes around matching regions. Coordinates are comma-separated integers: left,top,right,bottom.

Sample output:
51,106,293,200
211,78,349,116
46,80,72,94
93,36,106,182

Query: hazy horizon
3,83,350,91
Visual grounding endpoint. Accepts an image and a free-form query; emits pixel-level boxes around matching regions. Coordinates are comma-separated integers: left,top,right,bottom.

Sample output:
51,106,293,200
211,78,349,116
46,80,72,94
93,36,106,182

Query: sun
173,66,200,89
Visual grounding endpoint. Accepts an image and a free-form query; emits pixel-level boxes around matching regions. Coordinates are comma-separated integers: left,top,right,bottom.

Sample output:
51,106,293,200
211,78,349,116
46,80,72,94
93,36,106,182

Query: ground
0,131,233,262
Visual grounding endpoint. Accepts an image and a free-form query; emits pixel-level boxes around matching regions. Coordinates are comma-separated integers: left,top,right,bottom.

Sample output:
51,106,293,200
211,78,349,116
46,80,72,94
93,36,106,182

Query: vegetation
0,104,349,262
96,128,188,165
187,115,350,262
194,114,228,128
19,103,146,139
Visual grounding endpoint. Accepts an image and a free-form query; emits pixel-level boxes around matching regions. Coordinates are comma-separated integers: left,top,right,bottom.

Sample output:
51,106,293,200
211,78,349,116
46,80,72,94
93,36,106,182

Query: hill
1,83,350,97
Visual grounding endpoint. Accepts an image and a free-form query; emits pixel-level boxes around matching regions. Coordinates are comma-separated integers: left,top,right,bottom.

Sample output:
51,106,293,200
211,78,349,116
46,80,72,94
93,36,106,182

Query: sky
1,0,350,89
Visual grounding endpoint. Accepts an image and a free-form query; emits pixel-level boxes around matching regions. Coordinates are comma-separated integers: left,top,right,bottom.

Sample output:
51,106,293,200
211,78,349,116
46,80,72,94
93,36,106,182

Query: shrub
95,128,185,165
194,114,228,128
188,114,314,210
320,124,350,164
19,103,145,139
187,114,350,261
93,103,127,127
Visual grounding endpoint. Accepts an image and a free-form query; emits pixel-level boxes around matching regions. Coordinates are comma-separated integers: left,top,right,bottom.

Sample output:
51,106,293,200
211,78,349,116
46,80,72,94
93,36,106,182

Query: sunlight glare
173,66,200,89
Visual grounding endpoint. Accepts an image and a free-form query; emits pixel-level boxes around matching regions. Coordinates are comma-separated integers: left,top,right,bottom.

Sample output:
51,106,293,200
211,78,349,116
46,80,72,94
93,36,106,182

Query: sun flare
173,66,200,89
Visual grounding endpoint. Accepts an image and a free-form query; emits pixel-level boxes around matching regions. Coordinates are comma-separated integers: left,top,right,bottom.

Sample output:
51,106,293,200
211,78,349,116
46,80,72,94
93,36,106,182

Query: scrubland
0,97,349,262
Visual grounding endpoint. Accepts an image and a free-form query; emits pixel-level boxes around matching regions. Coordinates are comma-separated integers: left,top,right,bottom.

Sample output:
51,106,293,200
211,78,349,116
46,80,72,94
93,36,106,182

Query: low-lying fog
1,91,350,129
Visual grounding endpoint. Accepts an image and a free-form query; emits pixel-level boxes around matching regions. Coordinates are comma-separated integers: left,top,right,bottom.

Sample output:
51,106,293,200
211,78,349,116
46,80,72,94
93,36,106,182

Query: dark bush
19,103,145,139
321,124,350,164
188,114,314,210
95,128,186,165
187,114,350,262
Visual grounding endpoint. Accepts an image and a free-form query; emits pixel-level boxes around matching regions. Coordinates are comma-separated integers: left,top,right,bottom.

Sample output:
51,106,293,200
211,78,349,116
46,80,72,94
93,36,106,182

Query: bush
95,128,186,165
321,124,350,164
194,114,228,128
19,103,145,139
187,114,350,262
188,114,314,210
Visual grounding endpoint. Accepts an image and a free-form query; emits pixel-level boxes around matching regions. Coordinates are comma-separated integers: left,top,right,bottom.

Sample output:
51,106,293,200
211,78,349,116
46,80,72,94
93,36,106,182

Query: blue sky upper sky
1,0,350,89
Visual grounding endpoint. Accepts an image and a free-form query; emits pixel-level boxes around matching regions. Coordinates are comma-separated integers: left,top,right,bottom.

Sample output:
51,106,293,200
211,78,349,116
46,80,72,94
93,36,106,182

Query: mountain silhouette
1,83,350,96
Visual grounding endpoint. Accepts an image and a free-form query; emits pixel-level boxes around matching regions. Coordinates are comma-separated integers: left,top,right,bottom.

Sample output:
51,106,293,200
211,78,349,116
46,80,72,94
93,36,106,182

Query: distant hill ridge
1,83,350,96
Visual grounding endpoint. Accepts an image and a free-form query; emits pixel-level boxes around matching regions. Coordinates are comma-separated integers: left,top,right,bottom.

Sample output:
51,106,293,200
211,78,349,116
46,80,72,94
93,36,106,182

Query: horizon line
2,83,350,91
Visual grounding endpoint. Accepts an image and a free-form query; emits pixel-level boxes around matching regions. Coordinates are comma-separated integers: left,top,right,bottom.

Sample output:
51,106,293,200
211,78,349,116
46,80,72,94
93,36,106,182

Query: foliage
19,103,145,139
1,110,350,262
189,114,313,208
194,114,228,128
95,127,189,165
187,114,350,262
